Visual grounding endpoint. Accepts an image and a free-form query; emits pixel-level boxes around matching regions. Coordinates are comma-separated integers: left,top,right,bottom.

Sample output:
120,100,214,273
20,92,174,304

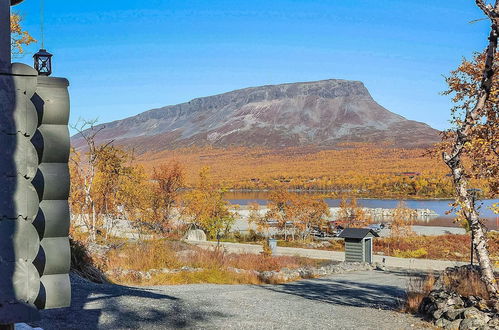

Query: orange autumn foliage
137,143,490,198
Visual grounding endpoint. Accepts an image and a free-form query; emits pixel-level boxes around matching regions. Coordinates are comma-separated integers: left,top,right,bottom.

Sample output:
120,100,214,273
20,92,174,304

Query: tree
338,197,371,228
182,167,235,246
10,13,35,56
247,203,270,236
390,202,416,238
70,119,146,241
265,191,330,240
148,161,185,233
440,0,499,298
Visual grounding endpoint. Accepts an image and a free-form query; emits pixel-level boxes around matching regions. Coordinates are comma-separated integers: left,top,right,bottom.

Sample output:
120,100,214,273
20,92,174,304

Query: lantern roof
34,49,53,58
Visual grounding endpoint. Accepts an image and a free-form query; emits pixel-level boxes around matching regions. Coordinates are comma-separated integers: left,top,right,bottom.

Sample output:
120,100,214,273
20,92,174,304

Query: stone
445,308,466,321
433,307,449,320
436,318,450,328
444,319,462,330
185,229,207,241
447,296,465,308
476,299,491,313
486,317,499,328
465,296,479,308
459,317,488,329
463,307,490,323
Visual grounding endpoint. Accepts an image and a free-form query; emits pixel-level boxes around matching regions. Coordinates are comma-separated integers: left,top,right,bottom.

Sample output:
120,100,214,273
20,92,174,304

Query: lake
225,191,499,230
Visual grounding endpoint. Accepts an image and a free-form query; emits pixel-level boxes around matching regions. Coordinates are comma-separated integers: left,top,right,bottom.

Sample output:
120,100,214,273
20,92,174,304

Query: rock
447,296,465,308
445,308,466,321
459,317,488,330
487,317,499,328
436,318,450,328
433,307,449,320
463,307,490,322
185,229,207,242
465,296,479,308
444,319,461,330
476,299,491,313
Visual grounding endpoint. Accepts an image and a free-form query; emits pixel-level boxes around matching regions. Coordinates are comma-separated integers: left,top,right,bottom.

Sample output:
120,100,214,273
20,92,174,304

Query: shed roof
338,228,380,239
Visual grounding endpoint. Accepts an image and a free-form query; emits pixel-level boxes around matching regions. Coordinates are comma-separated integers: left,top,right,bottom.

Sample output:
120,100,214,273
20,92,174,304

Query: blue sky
13,0,491,131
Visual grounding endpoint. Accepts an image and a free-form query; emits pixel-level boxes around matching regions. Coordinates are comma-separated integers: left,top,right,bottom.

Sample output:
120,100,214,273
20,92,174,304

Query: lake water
225,191,499,230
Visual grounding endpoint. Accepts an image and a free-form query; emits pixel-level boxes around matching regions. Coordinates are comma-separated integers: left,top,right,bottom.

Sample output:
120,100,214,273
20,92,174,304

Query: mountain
72,79,440,152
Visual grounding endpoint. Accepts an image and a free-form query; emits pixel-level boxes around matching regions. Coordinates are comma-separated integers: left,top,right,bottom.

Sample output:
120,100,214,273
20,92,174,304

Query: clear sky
12,0,492,131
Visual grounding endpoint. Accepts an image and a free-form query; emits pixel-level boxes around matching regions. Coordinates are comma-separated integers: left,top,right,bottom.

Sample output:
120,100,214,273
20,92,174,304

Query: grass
102,239,326,285
116,268,262,286
242,232,499,264
402,274,436,314
375,233,499,264
402,267,498,314
438,267,492,300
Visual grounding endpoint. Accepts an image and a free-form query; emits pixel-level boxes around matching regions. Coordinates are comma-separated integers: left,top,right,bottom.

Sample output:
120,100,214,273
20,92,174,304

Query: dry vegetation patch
375,233,499,263
102,239,325,285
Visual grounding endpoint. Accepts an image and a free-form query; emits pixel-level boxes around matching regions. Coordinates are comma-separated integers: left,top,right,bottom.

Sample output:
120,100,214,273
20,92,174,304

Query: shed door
364,238,372,263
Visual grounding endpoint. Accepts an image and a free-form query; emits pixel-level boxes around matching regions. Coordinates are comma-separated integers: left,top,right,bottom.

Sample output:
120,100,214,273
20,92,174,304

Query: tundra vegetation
139,144,494,199
67,128,499,286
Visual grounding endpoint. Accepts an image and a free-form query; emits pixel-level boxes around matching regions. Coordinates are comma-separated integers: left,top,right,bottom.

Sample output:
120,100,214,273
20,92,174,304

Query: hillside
72,79,440,152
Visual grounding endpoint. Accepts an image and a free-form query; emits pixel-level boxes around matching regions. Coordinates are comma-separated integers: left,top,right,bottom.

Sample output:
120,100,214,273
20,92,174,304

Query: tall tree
182,167,235,245
441,0,499,298
149,161,185,233
70,119,145,241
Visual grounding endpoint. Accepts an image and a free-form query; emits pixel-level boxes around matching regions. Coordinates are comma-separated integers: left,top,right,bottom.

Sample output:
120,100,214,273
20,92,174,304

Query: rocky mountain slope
72,79,440,152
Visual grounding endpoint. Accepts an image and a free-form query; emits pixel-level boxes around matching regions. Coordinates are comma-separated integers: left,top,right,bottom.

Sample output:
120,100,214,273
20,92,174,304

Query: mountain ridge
72,79,440,152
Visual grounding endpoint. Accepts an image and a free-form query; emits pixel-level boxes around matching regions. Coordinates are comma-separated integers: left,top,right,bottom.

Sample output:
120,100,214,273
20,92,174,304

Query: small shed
338,228,379,263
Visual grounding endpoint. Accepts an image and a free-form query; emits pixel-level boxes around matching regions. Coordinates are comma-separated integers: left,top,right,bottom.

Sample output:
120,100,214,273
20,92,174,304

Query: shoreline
224,190,498,202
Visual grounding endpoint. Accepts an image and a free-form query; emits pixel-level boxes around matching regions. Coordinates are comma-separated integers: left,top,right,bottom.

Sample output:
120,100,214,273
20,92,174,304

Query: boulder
444,319,461,330
462,307,490,323
487,317,499,328
185,229,207,241
436,318,450,328
445,308,466,321
459,317,488,329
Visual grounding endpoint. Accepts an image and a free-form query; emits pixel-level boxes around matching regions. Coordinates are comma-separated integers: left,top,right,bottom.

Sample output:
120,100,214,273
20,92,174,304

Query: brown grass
104,239,325,285
402,274,436,314
375,233,499,264
117,269,262,286
439,267,492,299
402,267,497,314
70,238,108,283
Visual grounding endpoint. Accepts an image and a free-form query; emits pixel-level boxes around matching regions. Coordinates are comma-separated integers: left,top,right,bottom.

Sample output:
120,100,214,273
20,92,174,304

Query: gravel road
37,271,429,330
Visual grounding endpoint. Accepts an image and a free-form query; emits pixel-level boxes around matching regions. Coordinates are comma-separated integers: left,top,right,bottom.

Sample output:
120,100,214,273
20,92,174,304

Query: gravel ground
36,270,429,330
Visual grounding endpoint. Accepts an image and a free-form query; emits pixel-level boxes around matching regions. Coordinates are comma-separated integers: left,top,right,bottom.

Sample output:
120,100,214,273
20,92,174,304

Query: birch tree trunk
442,0,499,299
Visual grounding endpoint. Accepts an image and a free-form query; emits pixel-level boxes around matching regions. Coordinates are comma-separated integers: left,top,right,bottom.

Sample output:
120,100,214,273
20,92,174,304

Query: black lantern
34,48,53,76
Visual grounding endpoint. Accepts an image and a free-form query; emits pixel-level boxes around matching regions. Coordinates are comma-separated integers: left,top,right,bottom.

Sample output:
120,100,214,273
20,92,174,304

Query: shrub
439,266,491,299
70,238,108,283
393,248,428,259
103,239,325,285
402,274,435,313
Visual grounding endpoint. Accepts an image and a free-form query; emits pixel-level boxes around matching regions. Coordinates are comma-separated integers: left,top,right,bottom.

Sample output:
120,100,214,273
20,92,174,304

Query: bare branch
476,0,497,18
